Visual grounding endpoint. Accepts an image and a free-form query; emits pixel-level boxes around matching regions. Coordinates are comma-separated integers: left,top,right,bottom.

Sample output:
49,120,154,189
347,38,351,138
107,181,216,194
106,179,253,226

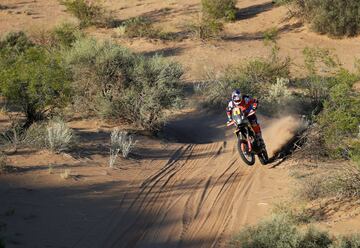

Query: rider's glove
252,103,258,110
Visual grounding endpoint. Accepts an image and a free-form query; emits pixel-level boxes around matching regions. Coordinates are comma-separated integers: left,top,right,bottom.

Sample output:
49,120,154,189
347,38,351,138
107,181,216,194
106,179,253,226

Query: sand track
71,113,298,248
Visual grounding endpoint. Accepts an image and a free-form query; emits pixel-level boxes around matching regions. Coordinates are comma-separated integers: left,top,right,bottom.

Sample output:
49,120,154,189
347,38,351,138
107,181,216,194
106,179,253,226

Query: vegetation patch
109,129,136,167
286,0,360,37
63,37,183,132
229,214,332,248
201,47,290,110
46,119,74,153
0,32,71,127
60,0,116,28
115,17,180,41
201,0,237,22
186,17,224,40
230,214,360,248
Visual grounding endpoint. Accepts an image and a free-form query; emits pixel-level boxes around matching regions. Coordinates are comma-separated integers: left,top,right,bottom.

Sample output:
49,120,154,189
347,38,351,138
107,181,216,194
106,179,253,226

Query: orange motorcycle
227,107,268,166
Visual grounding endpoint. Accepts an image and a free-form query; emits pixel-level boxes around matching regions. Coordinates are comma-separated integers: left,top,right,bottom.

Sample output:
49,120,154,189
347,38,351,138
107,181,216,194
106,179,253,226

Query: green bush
263,27,279,44
272,201,319,224
0,33,71,127
29,23,81,48
229,215,333,248
202,49,290,109
230,215,301,248
60,0,115,28
335,234,360,248
64,37,183,132
317,70,360,158
186,17,224,40
52,22,81,47
63,37,136,114
119,17,159,38
201,0,237,21
299,227,332,248
292,0,360,37
297,47,344,114
0,31,34,54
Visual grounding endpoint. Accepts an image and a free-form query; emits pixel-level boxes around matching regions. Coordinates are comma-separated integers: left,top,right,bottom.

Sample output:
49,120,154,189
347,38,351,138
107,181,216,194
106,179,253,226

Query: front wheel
258,149,269,165
237,138,255,166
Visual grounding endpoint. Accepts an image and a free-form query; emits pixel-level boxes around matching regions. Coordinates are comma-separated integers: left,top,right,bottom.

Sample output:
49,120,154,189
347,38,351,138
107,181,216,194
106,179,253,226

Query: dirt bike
227,107,269,166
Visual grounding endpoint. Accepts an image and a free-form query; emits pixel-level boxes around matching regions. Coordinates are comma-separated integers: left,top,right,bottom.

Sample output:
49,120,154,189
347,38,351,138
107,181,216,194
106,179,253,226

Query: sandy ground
0,111,295,248
1,112,359,247
1,0,360,247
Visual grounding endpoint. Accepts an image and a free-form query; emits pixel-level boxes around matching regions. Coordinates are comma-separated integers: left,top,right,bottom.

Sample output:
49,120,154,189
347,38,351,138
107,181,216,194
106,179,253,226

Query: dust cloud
263,116,305,157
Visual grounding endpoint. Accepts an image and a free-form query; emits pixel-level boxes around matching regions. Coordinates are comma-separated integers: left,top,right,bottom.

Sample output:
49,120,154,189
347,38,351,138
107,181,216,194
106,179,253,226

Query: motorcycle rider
226,89,265,148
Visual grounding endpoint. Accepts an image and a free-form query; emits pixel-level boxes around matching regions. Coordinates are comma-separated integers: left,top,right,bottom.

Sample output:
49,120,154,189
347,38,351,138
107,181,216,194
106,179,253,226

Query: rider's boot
256,133,265,149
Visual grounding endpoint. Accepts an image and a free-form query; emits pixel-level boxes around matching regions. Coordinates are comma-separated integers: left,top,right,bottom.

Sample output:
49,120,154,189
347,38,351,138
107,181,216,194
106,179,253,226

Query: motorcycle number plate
233,108,241,115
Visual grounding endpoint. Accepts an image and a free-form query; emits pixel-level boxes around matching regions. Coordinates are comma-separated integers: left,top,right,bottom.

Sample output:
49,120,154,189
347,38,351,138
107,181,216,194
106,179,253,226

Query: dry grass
48,164,54,174
60,169,71,179
0,152,8,174
109,129,136,168
47,120,74,153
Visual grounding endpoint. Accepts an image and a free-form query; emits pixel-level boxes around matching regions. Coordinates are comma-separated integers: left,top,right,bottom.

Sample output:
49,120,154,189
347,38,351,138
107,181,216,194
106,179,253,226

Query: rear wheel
237,138,255,166
258,149,269,165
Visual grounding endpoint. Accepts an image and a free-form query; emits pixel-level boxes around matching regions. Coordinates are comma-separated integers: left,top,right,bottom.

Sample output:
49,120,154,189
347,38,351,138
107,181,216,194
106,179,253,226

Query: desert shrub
230,214,333,248
0,151,7,173
0,33,71,127
0,120,26,151
202,49,290,109
317,71,360,158
52,22,81,47
299,227,332,248
335,234,360,248
22,122,47,148
109,129,136,167
349,141,360,166
292,0,360,37
299,47,339,109
186,17,224,40
119,17,159,38
201,0,237,21
110,55,183,131
303,47,339,76
263,27,279,44
46,119,74,153
115,17,179,41
64,37,183,131
294,48,359,163
0,31,34,53
63,37,136,114
229,215,301,248
29,23,81,48
263,77,293,113
272,201,319,224
60,0,115,28
296,164,360,200
325,164,360,199
297,175,328,200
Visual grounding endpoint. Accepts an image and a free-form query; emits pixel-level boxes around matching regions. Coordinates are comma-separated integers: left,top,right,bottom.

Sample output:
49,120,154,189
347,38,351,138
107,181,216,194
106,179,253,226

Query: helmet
231,89,242,106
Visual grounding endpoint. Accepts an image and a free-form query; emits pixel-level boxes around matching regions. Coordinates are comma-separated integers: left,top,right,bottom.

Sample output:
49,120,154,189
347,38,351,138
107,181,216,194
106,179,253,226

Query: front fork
235,128,253,153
